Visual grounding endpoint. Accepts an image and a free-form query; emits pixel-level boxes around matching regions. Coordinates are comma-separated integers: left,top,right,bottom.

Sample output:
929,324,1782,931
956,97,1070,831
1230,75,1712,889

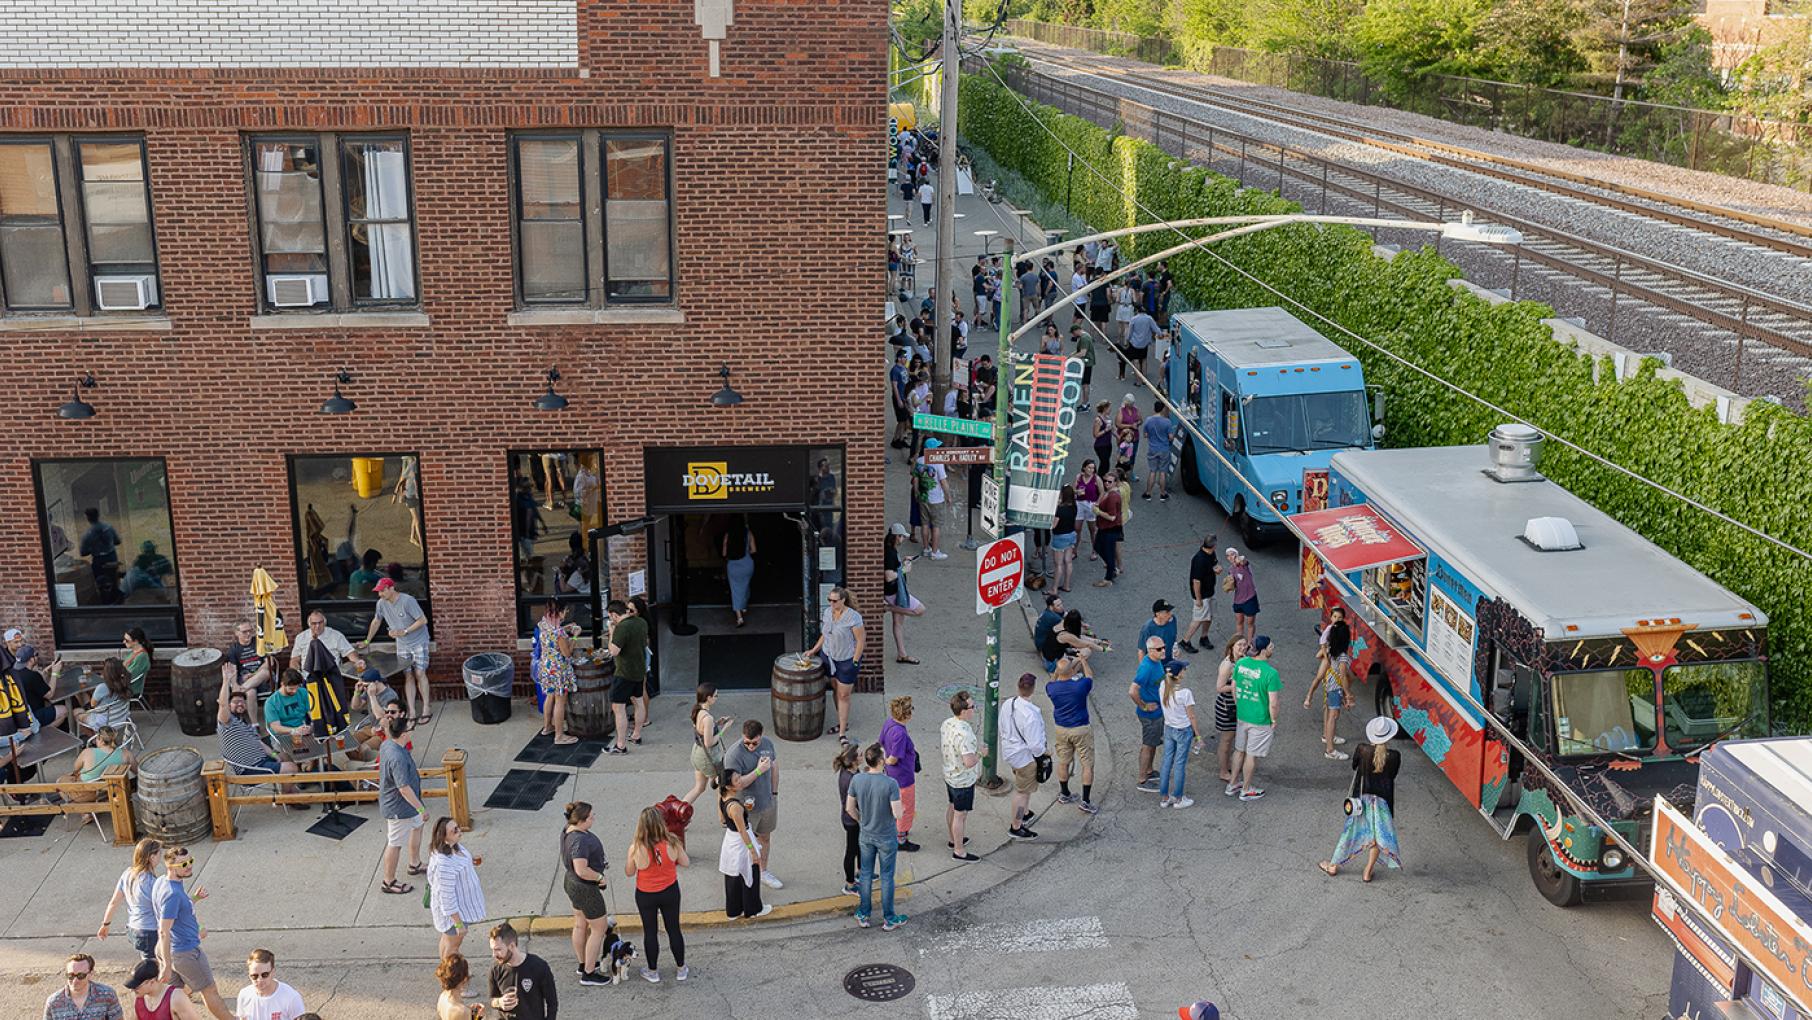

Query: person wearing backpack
999,673,1049,841
914,440,952,561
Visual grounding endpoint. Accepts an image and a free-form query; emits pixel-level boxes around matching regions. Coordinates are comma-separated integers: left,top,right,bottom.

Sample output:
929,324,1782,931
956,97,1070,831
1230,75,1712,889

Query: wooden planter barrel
771,654,827,742
566,655,616,741
134,746,211,844
170,648,222,737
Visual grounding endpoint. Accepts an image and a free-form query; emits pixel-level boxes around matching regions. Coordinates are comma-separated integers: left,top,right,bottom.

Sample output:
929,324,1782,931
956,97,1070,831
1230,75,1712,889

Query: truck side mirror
1368,385,1387,424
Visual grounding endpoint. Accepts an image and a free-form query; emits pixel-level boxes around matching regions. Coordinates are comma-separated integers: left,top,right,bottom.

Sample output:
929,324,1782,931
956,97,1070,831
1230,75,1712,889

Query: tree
1640,24,1726,108
894,0,946,59
1092,0,1167,34
1246,0,1363,58
1351,0,1494,93
1572,0,1699,102
1731,0,1812,122
1175,0,1252,59
1474,0,1587,87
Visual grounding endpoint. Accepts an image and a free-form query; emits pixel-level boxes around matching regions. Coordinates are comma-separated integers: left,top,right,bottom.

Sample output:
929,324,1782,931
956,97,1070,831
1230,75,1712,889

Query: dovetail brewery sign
1005,354,1087,528
644,446,807,511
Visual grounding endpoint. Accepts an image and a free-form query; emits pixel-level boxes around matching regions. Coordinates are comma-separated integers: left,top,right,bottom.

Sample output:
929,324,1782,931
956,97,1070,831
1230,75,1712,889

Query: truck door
1183,349,1209,488
1216,385,1241,512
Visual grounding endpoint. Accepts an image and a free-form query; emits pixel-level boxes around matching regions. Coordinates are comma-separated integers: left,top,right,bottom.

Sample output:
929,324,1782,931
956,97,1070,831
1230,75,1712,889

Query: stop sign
975,534,1026,614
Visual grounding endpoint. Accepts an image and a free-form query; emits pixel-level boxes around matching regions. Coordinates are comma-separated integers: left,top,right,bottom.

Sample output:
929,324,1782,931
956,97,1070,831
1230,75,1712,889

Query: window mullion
320,132,353,310
585,130,605,308
51,136,93,315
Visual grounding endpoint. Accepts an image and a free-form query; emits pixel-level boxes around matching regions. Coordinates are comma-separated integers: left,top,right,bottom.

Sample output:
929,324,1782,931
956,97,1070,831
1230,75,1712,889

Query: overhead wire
972,55,1812,564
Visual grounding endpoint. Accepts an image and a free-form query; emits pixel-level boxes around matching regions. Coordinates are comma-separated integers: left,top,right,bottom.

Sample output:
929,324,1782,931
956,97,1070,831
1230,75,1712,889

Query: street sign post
912,413,993,440
979,474,999,536
974,534,1025,615
924,446,994,467
980,241,1014,790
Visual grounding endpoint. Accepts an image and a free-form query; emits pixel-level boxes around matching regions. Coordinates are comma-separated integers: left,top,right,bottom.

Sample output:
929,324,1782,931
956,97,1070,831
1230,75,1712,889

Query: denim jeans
1158,725,1194,798
857,835,899,919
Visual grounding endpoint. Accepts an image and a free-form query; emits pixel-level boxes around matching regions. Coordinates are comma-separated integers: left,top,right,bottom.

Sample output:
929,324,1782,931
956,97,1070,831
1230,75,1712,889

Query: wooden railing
202,749,470,841
0,765,136,845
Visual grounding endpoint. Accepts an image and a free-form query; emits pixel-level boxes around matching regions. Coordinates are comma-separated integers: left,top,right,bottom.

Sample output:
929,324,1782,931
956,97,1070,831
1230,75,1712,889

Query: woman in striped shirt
426,816,486,966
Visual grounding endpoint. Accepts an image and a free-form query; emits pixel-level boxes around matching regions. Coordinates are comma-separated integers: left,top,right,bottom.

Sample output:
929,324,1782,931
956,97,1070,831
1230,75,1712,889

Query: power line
973,56,1812,564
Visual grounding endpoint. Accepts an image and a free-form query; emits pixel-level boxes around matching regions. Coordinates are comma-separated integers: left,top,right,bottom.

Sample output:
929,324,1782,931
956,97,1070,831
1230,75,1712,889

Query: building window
509,131,673,307
0,136,158,315
32,458,184,648
510,450,604,636
249,134,417,312
287,454,429,636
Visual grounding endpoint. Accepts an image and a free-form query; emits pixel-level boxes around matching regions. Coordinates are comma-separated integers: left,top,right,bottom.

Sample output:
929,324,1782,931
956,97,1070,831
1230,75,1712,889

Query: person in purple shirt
1225,547,1259,645
879,697,920,852
1046,651,1100,815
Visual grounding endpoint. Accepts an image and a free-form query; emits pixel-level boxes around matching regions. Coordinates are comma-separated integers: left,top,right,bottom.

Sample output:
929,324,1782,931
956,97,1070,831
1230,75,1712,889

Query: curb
511,887,912,935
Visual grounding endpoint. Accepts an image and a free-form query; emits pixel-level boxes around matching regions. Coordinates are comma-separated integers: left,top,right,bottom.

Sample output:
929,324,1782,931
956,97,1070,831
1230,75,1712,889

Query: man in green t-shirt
1227,636,1282,802
605,600,649,755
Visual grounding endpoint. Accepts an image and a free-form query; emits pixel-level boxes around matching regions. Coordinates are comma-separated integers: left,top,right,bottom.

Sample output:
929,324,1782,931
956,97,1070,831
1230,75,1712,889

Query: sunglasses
66,971,90,980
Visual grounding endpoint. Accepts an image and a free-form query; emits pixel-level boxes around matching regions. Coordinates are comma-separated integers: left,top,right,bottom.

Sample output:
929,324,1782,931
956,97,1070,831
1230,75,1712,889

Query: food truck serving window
1661,660,1766,750
1552,668,1655,756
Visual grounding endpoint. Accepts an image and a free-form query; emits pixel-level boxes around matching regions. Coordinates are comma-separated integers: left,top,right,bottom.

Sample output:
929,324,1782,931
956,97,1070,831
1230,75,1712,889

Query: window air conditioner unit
92,274,159,311
266,274,329,308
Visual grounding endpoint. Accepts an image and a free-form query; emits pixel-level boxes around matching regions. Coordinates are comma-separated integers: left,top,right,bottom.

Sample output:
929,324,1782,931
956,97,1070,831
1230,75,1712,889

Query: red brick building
0,0,888,701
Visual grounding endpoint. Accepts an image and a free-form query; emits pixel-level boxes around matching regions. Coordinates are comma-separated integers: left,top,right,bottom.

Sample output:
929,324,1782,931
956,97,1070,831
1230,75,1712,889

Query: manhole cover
844,963,915,1002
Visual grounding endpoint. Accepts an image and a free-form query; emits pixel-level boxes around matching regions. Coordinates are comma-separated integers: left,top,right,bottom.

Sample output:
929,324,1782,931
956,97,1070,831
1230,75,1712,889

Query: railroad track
989,55,1812,373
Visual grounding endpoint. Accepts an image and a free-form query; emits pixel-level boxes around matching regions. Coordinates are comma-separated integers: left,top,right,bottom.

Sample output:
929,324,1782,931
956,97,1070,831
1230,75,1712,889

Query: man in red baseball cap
362,576,431,724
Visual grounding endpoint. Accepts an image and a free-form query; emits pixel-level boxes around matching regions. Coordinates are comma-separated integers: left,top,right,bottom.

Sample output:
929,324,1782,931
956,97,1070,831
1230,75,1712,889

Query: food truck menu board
1426,586,1476,686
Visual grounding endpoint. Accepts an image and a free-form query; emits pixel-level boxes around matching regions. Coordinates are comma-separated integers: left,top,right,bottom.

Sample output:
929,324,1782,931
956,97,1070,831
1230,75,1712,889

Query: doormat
514,732,610,769
483,768,569,812
699,633,787,690
0,814,53,839
306,809,368,841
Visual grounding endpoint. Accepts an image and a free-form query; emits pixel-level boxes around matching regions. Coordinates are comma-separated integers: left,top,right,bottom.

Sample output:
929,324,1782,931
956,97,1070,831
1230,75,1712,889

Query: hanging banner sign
1004,353,1087,528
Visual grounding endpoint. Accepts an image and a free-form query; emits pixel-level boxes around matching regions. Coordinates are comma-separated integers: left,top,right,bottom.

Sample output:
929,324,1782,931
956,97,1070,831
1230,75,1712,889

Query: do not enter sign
975,534,1026,614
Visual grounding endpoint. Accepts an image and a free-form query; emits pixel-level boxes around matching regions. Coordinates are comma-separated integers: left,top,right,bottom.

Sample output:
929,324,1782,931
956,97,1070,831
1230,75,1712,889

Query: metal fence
1003,19,1812,191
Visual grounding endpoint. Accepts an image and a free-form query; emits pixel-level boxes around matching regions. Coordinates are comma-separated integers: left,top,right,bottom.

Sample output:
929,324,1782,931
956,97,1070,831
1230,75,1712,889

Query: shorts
894,403,911,423
1011,761,1039,794
1233,597,1260,617
824,656,859,687
1076,501,1097,523
564,872,608,920
395,645,429,672
922,498,948,530
386,813,425,848
610,676,645,705
1326,684,1346,710
170,947,215,991
1234,721,1275,757
1051,531,1077,551
1081,362,1094,386
231,755,282,776
1190,601,1212,624
1214,692,1237,732
1147,449,1174,474
1139,715,1163,749
30,705,55,728
885,593,925,613
1128,344,1150,362
946,783,975,811
750,802,778,836
130,927,158,959
1052,725,1093,771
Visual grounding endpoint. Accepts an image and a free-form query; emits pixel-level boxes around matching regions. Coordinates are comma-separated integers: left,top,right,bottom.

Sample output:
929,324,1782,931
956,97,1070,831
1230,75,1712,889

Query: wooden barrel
771,654,827,742
170,648,222,737
133,746,211,844
565,655,616,740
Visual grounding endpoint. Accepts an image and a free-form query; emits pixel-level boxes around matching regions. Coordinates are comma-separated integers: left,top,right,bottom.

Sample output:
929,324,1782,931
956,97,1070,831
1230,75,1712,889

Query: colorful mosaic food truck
1294,428,1769,905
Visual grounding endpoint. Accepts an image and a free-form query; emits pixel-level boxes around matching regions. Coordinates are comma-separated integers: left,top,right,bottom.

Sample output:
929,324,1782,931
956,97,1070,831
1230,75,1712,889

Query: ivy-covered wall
959,70,1812,729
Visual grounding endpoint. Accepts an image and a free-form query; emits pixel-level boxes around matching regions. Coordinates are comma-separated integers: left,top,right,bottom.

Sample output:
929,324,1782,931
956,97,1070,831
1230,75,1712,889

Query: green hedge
960,70,1812,729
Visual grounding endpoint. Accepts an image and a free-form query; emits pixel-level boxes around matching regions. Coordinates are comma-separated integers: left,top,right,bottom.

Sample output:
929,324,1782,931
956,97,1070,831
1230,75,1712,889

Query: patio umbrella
0,669,31,743
251,567,288,657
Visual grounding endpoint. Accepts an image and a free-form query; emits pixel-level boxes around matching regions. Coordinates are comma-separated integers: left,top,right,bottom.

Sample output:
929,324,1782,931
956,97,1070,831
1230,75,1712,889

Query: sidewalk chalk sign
980,474,1000,537
975,533,1025,614
1005,354,1087,529
925,446,994,467
914,413,993,440
953,357,971,389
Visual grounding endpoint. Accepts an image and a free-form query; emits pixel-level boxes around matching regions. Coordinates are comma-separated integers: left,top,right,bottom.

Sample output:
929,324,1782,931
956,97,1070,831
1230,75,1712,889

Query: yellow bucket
351,457,385,499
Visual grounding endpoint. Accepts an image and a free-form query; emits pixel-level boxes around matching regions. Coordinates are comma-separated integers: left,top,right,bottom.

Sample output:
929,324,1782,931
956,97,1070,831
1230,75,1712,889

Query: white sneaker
1333,736,1348,745
761,870,785,890
640,967,660,984
676,966,690,982
927,550,949,560
1172,796,1195,809
756,903,774,917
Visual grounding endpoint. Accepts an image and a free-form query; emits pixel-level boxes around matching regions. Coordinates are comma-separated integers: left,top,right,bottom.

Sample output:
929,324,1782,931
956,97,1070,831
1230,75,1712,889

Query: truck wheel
1180,441,1206,496
1235,501,1266,549
1526,831,1584,907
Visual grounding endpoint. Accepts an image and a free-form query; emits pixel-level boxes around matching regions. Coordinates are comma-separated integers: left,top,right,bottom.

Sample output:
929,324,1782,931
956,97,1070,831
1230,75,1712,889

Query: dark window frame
245,132,421,314
0,134,162,317
507,448,605,638
283,452,433,633
507,129,676,309
30,456,187,649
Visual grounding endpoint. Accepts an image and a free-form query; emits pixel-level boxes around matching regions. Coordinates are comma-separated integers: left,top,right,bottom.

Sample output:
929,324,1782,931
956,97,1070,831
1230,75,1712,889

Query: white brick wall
0,0,579,67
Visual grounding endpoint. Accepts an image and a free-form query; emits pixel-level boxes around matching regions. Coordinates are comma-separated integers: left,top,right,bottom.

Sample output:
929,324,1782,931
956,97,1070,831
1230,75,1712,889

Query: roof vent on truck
1522,516,1583,552
1484,423,1545,483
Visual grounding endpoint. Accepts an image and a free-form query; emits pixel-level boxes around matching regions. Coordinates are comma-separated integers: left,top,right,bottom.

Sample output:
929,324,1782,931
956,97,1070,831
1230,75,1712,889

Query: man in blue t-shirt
1142,402,1175,501
154,844,233,1020
1128,636,1167,793
1032,594,1064,672
1046,652,1099,815
1139,600,1178,660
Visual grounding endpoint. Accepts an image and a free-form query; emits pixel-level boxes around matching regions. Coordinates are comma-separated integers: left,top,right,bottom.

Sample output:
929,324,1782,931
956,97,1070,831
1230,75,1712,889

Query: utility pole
979,240,1011,790
931,0,960,403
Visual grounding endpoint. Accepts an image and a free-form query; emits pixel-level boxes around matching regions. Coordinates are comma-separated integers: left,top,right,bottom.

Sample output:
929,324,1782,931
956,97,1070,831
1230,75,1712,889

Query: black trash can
463,652,514,725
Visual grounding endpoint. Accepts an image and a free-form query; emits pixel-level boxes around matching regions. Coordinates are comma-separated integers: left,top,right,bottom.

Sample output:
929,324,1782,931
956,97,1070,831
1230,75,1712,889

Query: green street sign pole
980,240,1013,791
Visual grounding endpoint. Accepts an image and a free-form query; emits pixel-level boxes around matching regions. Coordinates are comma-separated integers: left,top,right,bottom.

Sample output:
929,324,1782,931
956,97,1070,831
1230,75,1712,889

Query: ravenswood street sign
975,534,1025,614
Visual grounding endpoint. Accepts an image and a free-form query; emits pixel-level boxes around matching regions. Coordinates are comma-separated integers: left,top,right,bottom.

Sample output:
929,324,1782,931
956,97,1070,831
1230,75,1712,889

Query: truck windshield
1243,392,1370,455
1551,668,1656,756
1662,660,1766,750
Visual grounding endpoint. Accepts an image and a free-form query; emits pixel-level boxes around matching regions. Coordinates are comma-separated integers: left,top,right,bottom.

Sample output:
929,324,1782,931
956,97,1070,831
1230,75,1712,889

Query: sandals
895,656,921,665
407,862,427,876
1317,862,1338,877
415,713,431,724
381,880,415,894
553,736,579,746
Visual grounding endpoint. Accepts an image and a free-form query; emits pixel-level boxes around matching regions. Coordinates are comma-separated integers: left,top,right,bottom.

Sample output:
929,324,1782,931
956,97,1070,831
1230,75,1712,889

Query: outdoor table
270,729,333,769
358,649,409,683
6,726,80,784
47,664,104,737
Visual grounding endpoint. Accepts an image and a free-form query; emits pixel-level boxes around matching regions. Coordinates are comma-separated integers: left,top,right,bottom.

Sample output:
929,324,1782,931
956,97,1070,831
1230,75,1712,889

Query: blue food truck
1167,307,1377,547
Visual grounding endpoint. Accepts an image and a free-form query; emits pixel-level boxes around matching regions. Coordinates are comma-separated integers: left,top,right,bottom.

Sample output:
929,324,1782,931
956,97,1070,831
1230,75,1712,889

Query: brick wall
0,0,890,696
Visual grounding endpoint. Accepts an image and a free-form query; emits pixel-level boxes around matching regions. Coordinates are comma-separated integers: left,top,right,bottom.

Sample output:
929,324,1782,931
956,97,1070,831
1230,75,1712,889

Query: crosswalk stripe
919,916,1108,957
926,982,1138,1020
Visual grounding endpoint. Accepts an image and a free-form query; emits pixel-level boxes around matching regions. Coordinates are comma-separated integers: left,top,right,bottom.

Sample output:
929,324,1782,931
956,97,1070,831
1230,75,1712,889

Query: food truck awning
1288,506,1425,574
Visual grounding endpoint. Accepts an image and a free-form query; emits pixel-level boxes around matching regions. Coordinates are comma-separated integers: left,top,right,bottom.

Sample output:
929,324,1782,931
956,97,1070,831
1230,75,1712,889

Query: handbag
1221,575,1236,593
1007,698,1053,783
1344,765,1369,817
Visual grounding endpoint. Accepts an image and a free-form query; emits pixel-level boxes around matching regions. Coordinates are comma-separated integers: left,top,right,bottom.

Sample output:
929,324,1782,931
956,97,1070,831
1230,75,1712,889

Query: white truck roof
1171,307,1357,369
